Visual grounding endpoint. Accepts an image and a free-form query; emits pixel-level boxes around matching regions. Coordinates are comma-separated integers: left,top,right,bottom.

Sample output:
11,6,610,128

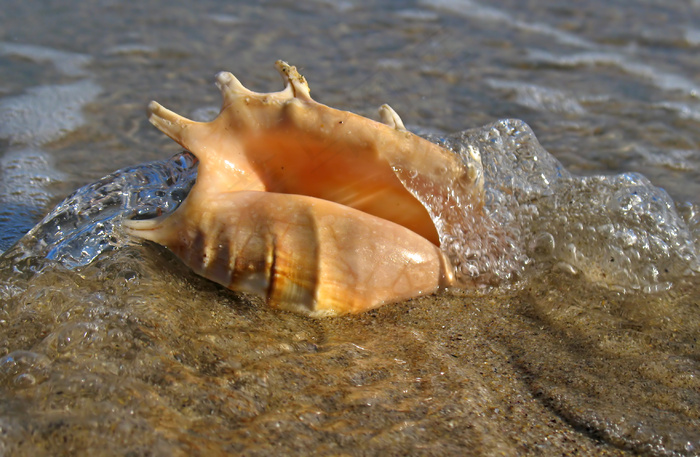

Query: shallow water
1,0,699,455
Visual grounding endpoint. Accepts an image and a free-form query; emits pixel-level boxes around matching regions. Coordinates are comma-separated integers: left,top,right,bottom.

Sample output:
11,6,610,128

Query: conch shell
123,61,484,317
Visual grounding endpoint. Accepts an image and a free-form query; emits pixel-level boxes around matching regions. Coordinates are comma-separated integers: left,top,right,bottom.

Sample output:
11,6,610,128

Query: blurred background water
0,0,699,455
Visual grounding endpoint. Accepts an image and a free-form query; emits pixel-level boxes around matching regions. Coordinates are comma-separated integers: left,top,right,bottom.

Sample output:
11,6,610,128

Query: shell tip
146,100,200,149
215,71,234,86
215,71,251,107
122,214,170,243
275,60,311,99
147,100,178,127
215,71,248,95
147,100,163,117
378,104,407,131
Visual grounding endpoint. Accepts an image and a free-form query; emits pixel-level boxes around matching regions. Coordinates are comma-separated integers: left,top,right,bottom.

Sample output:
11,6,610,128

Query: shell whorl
124,191,452,317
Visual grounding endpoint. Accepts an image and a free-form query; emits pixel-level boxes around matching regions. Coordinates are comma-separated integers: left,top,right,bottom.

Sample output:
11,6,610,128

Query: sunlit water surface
0,1,699,455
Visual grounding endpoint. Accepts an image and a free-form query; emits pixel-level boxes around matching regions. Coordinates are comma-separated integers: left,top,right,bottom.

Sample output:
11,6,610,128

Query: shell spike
121,213,172,245
148,101,197,137
275,60,311,100
378,104,407,132
147,101,210,158
215,71,252,106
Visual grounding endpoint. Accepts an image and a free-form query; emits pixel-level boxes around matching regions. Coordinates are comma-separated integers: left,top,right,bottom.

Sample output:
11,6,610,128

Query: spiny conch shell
123,61,486,317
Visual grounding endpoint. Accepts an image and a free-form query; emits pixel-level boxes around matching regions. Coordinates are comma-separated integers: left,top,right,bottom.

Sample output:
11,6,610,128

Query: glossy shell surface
124,61,484,316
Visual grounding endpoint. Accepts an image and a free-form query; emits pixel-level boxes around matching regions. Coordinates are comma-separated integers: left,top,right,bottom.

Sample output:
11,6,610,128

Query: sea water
0,0,698,455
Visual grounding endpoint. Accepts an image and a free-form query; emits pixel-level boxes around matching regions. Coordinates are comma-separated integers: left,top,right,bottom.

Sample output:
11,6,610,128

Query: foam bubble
452,119,699,292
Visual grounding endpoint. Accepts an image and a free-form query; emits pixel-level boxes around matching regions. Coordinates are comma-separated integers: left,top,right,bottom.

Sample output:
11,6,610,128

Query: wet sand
0,242,697,455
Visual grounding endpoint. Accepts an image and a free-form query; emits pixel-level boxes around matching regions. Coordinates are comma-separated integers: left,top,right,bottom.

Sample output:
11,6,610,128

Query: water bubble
13,373,36,387
530,232,555,257
0,350,50,388
555,262,578,275
53,322,100,353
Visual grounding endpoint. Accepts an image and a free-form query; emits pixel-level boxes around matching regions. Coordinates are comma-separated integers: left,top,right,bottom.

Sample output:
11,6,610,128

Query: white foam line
528,49,700,96
421,0,700,98
104,44,158,56
656,101,700,122
418,0,596,49
685,27,700,45
0,42,91,78
0,80,102,146
486,78,586,114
